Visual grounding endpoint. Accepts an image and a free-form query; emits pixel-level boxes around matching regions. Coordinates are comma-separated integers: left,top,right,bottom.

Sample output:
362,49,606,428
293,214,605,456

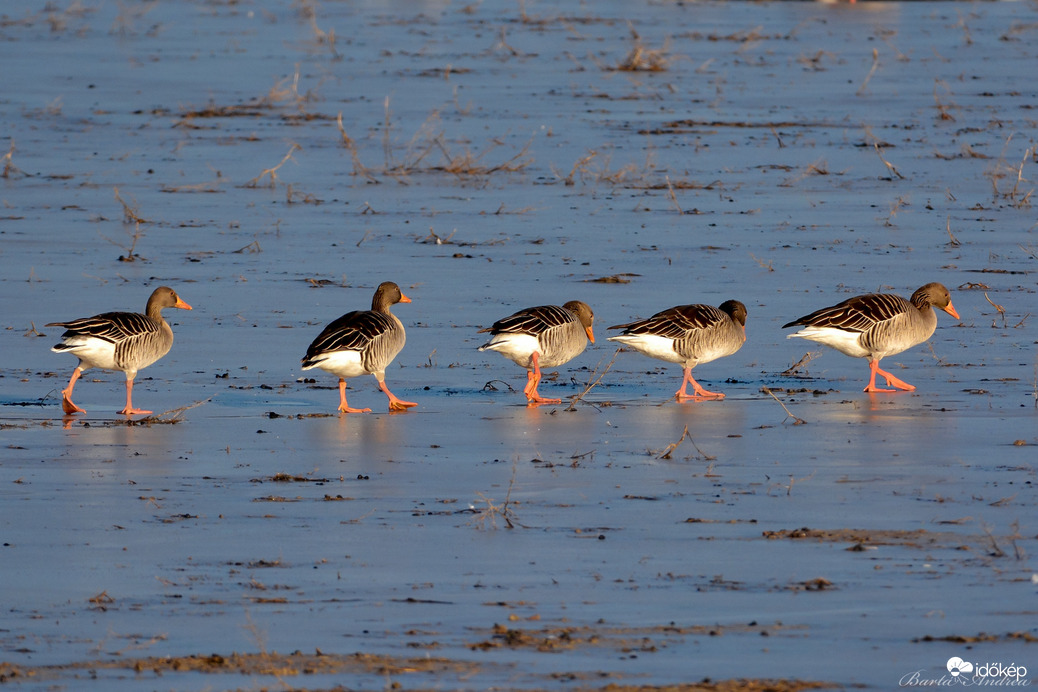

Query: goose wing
782,294,911,333
304,311,395,360
479,305,575,337
48,311,159,344
609,304,726,338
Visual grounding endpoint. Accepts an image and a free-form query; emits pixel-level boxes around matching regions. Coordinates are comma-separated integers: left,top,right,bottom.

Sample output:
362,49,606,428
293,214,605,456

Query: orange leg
864,360,915,393
526,352,561,405
675,368,725,402
60,367,87,414
337,379,372,414
523,370,538,398
118,377,152,416
379,380,417,412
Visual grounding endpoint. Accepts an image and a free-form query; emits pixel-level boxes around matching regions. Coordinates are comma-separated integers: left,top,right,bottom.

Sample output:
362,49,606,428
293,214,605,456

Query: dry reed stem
1033,363,1038,410
88,590,115,611
615,43,672,72
665,176,682,213
493,203,536,215
252,65,315,111
983,292,1007,328
780,159,829,188
106,188,148,261
946,217,961,247
472,458,521,530
781,352,821,377
566,349,619,411
761,387,807,425
2,140,26,179
1008,146,1035,207
481,380,516,393
113,187,149,224
857,48,879,96
874,143,905,180
955,11,974,46
417,228,457,245
884,195,908,227
233,240,262,254
657,424,715,461
109,0,157,36
612,23,673,72
750,253,774,272
984,136,1034,206
492,26,523,57
657,425,690,459
434,135,534,179
137,397,212,424
933,80,956,121
382,96,394,171
880,34,910,62
769,471,816,497
927,343,949,367
336,113,379,183
561,150,598,186
245,143,301,189
306,6,339,59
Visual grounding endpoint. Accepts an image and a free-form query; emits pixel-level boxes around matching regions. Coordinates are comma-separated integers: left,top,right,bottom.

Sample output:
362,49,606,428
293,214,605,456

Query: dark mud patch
0,651,485,686
469,621,805,654
0,651,839,691
762,527,966,550
913,632,1038,645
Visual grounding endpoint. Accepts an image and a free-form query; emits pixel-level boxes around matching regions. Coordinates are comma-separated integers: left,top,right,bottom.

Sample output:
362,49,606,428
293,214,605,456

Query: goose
301,282,417,413
478,301,595,405
608,300,747,401
47,286,192,415
783,282,960,392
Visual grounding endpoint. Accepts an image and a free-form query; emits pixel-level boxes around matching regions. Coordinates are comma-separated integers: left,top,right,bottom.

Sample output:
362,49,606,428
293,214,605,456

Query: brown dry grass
985,136,1035,208
2,140,27,178
336,102,534,185
245,143,302,189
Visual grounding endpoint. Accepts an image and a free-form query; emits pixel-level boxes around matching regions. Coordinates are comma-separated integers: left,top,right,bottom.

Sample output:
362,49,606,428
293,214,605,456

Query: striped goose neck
371,282,405,313
144,288,179,321
910,283,949,312
718,299,748,327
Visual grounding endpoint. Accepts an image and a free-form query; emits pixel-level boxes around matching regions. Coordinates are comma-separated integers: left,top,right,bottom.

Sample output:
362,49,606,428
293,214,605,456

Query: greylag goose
782,282,960,392
478,301,595,405
301,281,417,413
608,300,747,401
47,286,193,415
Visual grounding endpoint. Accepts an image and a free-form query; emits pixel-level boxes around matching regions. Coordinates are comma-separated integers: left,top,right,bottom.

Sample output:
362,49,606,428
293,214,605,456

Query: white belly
786,327,868,358
607,334,684,365
54,336,119,372
479,333,540,369
302,350,369,379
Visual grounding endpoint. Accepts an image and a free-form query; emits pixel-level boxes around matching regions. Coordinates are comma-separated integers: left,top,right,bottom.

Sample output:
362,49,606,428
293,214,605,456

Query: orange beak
942,301,960,320
585,326,595,344
399,293,412,304
175,297,193,310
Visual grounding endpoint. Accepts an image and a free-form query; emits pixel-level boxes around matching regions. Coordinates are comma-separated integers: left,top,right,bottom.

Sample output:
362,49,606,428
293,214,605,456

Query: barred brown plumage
608,300,747,401
783,283,960,393
47,286,193,416
478,301,595,405
301,282,416,413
